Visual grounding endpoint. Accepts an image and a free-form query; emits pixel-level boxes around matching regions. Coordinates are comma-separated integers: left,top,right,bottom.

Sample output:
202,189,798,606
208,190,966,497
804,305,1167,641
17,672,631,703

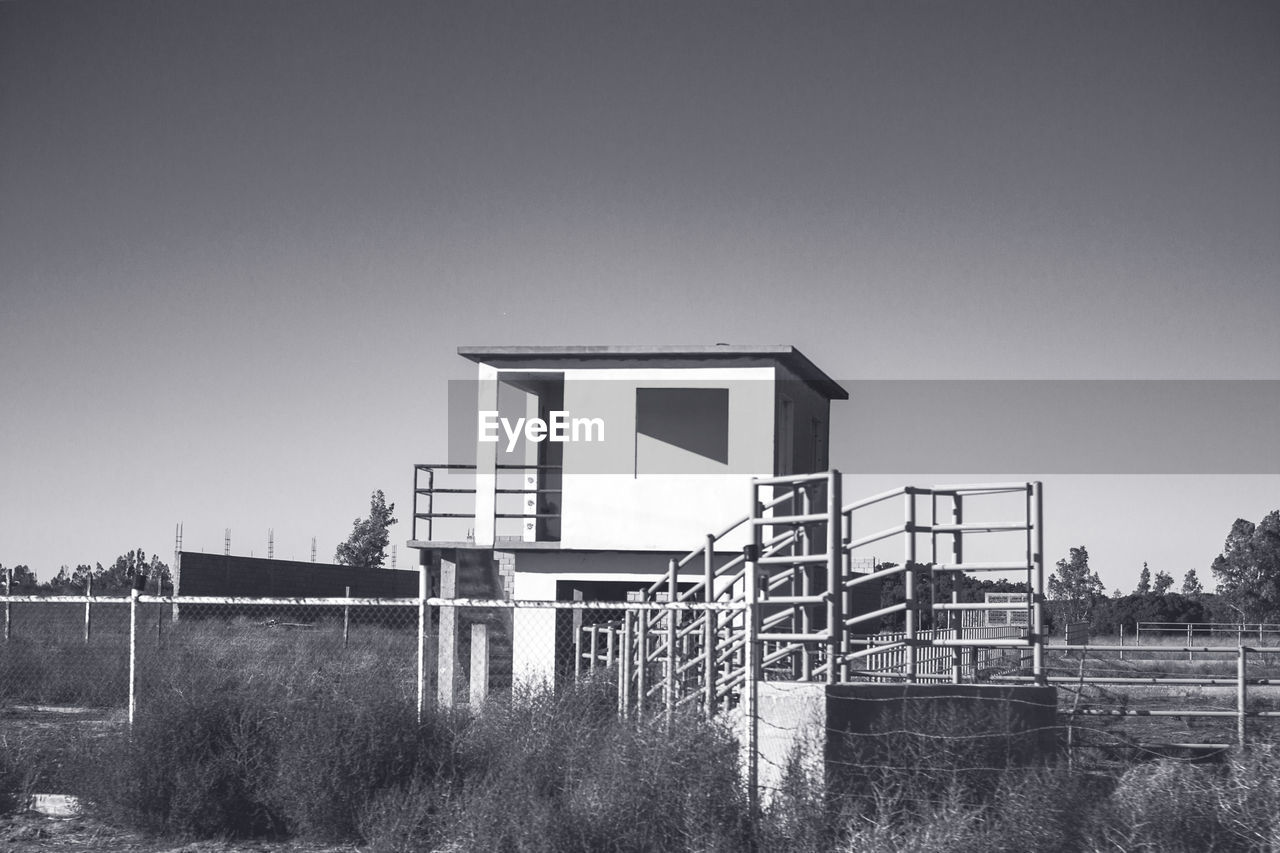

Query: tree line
2,549,172,597
1049,509,1280,635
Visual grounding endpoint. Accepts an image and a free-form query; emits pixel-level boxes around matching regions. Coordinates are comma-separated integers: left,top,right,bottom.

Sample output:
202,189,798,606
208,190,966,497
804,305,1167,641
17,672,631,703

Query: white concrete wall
557,367,774,552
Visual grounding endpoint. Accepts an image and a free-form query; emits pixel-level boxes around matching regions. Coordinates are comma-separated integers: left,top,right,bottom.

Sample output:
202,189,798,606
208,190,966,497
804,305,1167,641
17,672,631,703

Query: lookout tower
409,345,848,688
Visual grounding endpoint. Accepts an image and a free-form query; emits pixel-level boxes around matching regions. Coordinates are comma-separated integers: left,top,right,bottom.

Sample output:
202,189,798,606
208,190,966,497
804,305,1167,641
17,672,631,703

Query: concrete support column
470,623,489,706
438,553,459,708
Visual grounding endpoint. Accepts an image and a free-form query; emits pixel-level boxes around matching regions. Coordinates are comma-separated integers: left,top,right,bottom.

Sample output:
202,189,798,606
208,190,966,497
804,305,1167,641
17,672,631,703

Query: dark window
635,387,730,466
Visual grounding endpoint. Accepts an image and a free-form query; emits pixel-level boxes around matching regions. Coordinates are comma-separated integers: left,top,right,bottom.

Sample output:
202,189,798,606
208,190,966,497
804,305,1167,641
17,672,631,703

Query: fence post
84,576,93,644
470,623,488,707
636,607,648,715
1031,481,1045,684
827,470,842,685
417,557,429,723
704,533,717,716
128,572,145,727
1188,623,1193,662
743,482,762,825
156,573,164,647
620,610,633,719
343,586,351,649
4,565,10,641
904,488,917,682
1237,646,1248,746
666,558,678,726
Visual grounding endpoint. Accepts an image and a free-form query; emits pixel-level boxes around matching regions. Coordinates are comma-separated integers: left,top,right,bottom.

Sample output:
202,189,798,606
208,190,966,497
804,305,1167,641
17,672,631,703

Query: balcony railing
412,463,562,543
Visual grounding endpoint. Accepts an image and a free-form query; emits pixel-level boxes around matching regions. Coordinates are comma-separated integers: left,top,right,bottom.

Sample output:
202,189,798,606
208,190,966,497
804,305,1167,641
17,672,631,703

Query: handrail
589,473,1044,724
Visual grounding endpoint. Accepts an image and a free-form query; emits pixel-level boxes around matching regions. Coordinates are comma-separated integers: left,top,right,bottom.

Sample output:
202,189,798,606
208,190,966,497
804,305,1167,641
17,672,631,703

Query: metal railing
411,463,562,542
586,474,1047,727
1136,621,1280,647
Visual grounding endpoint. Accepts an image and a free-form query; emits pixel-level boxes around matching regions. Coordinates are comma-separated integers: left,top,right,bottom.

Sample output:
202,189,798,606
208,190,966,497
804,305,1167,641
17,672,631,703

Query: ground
1,812,355,853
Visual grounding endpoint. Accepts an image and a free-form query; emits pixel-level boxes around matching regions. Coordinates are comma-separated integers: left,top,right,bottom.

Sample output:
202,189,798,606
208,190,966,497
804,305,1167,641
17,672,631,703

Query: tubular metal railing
411,463,562,542
586,472,1048,724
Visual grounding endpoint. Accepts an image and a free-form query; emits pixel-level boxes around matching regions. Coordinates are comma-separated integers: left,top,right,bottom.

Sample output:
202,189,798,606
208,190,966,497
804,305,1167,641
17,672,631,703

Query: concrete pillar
438,554,459,708
470,623,489,706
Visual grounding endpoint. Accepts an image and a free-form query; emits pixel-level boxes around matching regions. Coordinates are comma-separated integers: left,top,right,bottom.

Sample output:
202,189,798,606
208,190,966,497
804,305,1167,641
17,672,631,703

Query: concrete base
750,682,1059,804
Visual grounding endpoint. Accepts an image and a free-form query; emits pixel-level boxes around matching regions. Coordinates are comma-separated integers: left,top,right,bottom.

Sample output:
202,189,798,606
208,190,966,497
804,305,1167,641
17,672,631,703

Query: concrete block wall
749,682,1060,806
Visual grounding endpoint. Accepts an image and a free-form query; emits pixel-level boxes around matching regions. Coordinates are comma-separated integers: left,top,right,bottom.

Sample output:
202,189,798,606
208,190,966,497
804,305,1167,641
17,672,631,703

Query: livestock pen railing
1136,621,1280,647
595,473,1047,724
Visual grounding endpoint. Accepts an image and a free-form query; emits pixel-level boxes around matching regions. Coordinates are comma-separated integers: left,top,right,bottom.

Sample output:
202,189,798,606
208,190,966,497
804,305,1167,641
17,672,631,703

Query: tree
1047,546,1105,624
2,564,37,593
1181,569,1204,597
1211,511,1280,623
70,563,95,590
1090,592,1210,636
44,565,76,594
85,550,170,595
335,490,399,569
1135,562,1151,594
1152,570,1174,596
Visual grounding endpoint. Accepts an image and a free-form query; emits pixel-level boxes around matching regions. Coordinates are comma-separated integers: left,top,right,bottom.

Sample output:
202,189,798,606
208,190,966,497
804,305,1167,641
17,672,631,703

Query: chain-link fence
0,594,680,722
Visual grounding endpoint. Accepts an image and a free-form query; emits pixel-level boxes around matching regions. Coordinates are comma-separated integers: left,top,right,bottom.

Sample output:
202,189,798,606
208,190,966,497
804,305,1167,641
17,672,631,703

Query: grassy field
8,609,1280,850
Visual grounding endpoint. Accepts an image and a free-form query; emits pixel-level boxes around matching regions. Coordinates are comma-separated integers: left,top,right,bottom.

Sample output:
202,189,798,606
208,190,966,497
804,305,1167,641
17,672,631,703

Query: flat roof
457,344,848,400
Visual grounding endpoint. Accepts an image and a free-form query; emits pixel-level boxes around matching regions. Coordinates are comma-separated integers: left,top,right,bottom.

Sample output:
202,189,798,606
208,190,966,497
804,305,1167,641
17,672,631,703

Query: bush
0,738,35,816
80,668,283,837
438,673,750,853
267,686,459,840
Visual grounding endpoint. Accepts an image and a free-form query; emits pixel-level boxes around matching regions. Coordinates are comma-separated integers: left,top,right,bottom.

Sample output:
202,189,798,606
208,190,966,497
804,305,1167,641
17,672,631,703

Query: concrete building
409,345,848,691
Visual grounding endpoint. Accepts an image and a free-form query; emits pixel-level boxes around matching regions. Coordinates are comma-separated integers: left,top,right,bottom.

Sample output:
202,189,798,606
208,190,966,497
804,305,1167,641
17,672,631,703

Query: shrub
79,668,283,837
0,738,35,815
267,686,460,840
434,673,751,853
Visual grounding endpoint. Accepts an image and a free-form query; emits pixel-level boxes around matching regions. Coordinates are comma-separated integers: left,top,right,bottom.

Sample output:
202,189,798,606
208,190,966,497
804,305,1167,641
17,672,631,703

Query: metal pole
951,493,963,684
343,586,351,648
574,606,583,681
426,468,435,542
637,607,648,715
4,565,10,641
417,561,427,723
84,576,93,644
667,558,677,724
1031,482,1045,684
704,534,717,716
128,585,139,726
744,481,762,828
799,485,811,681
1238,646,1248,746
620,611,633,719
827,470,842,685
904,489,917,682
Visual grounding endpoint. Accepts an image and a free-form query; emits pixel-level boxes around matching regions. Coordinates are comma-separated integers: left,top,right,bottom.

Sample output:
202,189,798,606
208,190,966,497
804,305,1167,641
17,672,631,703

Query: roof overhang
457,345,848,401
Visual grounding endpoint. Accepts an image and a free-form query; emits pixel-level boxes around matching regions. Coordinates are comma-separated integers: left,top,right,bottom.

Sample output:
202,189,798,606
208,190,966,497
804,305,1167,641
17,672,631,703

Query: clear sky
2,0,1277,591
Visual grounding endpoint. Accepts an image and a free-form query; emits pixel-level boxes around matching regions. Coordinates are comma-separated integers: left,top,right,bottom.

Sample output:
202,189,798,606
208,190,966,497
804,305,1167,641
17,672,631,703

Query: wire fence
8,592,1280,815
